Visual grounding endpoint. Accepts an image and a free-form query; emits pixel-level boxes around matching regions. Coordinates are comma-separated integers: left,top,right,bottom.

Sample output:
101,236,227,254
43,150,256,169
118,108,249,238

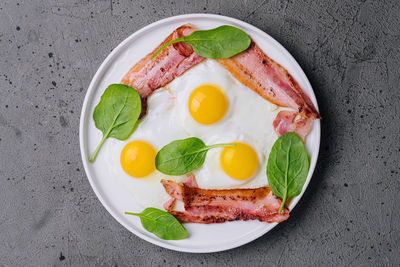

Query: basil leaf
155,137,234,175
151,25,251,59
125,208,188,240
266,132,310,213
89,84,141,162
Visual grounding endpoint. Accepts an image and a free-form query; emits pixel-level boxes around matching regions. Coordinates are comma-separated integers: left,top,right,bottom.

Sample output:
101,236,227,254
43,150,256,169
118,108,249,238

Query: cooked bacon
181,173,198,188
161,177,289,224
163,174,196,211
215,41,320,139
121,24,204,116
216,41,320,119
163,197,176,211
273,110,313,141
121,24,319,138
163,174,198,211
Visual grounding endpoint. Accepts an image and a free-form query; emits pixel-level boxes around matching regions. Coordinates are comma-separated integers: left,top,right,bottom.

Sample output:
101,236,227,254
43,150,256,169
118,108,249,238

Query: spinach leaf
89,84,141,162
267,132,310,213
151,25,251,59
125,208,188,240
155,137,235,175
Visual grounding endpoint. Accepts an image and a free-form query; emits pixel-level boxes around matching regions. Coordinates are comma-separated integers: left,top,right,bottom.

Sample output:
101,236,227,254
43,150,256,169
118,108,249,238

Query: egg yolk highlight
220,142,258,180
188,84,228,125
120,141,156,178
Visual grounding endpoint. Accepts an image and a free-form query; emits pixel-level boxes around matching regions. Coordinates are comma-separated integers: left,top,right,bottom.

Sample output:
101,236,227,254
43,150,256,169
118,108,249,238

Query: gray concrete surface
0,0,399,266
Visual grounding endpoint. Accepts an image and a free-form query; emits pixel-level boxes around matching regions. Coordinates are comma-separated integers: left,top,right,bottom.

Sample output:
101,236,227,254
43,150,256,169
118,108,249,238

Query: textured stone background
1,0,399,266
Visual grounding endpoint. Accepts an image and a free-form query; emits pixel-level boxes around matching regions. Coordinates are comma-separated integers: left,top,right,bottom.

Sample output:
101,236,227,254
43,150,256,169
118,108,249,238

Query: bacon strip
121,24,204,116
161,177,289,224
216,41,320,119
273,110,313,141
163,173,196,211
216,41,320,139
121,24,320,138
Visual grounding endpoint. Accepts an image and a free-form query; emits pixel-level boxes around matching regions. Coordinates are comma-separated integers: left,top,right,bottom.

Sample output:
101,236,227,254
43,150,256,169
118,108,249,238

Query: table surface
1,0,399,266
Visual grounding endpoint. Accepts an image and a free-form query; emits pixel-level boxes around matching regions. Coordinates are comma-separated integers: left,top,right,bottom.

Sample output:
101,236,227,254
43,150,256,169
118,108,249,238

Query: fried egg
106,59,281,209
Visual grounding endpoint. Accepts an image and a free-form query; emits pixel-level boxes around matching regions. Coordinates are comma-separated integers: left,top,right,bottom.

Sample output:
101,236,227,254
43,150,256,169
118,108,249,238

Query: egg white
107,59,282,209
104,87,188,209
171,60,236,137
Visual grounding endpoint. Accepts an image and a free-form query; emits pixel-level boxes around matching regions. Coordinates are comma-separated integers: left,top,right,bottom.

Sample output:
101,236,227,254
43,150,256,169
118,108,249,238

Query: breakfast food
216,41,320,140
161,175,289,224
118,24,319,218
216,41,320,119
91,24,320,239
121,25,204,116
106,59,280,209
273,110,313,141
121,24,319,139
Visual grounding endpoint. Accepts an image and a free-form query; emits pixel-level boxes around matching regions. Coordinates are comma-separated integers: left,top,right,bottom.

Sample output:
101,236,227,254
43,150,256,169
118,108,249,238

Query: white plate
79,14,320,253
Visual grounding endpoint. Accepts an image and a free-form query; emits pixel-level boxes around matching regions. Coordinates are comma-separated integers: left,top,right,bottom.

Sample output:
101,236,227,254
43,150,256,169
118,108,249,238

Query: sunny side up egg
105,59,282,209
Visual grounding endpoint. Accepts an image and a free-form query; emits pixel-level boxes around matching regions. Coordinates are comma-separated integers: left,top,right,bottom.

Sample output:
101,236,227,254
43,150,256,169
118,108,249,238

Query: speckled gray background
0,0,399,266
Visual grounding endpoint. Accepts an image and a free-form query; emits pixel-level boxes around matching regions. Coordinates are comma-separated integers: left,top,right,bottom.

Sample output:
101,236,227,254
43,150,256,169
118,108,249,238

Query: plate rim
79,13,321,253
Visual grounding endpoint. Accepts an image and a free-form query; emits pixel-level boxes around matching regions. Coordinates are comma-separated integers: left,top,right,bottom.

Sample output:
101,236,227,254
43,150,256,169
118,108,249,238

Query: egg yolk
120,141,156,178
188,84,228,125
220,142,258,180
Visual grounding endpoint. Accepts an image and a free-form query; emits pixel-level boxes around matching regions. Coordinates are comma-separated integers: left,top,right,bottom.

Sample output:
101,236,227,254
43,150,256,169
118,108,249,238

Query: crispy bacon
161,176,289,224
121,24,204,116
273,110,313,141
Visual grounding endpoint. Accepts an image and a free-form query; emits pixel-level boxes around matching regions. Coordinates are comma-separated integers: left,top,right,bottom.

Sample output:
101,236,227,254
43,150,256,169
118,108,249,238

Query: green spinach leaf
267,132,310,213
151,25,251,59
89,84,141,162
125,208,188,240
155,137,235,175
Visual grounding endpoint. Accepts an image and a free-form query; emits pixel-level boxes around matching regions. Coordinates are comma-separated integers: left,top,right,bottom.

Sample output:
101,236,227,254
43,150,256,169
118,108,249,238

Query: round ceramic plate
79,14,320,253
